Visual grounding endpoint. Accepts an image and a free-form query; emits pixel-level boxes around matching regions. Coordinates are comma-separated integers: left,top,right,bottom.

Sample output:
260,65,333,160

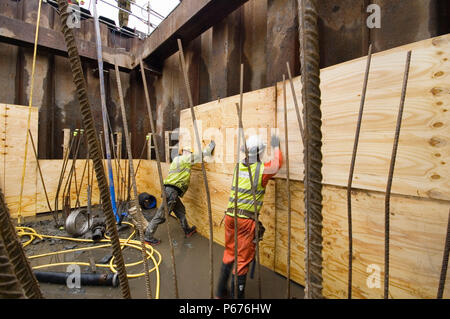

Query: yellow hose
16,222,161,298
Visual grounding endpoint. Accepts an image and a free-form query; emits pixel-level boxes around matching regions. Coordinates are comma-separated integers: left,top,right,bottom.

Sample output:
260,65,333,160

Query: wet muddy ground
20,208,304,299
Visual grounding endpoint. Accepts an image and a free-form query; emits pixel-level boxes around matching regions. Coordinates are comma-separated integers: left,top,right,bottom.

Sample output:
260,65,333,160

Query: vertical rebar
286,62,305,145
0,189,43,299
384,50,412,299
283,75,292,299
57,0,131,299
437,209,450,299
0,226,25,299
177,39,215,299
115,59,152,299
298,0,324,299
347,43,373,299
140,59,179,299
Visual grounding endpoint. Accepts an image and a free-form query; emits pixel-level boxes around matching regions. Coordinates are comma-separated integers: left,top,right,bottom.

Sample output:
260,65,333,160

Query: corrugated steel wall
0,0,447,160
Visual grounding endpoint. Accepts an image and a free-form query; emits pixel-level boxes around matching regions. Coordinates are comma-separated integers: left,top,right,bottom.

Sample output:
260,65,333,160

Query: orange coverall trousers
222,215,256,276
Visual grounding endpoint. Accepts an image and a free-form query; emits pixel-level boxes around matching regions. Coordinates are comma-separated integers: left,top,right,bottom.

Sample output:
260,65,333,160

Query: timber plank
1,104,38,217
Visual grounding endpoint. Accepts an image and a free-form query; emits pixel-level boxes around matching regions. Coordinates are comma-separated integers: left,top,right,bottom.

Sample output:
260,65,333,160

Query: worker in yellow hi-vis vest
144,140,216,245
216,135,282,299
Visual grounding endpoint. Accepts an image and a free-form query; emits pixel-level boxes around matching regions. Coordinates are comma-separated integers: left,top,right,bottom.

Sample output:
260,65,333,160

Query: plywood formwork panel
276,34,450,201
0,104,38,217
179,86,277,176
275,179,450,299
125,160,450,299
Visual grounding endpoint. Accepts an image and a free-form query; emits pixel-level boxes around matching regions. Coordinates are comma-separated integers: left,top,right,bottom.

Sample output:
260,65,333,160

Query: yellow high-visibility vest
163,154,193,196
227,162,265,219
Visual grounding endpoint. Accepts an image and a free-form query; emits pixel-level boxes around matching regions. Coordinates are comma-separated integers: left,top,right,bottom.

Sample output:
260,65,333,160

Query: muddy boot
144,225,161,246
184,226,197,238
230,274,247,299
215,262,232,299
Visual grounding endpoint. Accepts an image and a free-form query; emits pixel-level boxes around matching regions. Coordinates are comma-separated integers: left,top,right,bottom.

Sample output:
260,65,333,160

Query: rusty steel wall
0,0,137,159
0,0,447,161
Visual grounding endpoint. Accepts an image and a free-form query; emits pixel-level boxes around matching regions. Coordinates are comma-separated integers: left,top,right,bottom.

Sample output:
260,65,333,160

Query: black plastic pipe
34,271,119,288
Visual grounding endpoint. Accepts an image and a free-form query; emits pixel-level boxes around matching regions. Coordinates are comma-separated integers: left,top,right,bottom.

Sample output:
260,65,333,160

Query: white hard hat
242,135,266,157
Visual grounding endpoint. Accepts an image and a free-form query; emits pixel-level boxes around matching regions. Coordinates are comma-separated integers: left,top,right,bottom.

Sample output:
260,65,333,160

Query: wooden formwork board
0,104,38,217
276,34,450,201
274,179,449,299
179,86,277,176
130,160,450,299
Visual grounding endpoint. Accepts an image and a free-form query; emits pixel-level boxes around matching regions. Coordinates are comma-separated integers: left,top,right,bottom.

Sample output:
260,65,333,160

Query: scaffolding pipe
93,0,120,223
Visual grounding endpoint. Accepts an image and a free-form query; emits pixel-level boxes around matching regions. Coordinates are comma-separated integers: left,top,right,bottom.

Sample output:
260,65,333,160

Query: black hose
34,271,119,287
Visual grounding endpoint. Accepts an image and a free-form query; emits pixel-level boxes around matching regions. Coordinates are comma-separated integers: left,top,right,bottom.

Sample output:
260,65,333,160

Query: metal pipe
140,59,179,299
177,38,214,299
384,50,412,299
346,43,373,299
93,0,120,223
298,0,324,299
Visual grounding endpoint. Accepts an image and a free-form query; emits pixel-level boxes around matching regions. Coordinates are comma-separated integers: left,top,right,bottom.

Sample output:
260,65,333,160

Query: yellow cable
17,0,44,225
16,222,161,298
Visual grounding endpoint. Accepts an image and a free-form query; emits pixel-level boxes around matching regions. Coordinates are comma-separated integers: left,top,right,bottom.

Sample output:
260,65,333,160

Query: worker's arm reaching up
262,135,283,188
191,140,216,164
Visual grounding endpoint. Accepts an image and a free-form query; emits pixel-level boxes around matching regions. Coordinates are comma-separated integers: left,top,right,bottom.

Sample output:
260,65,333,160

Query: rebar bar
384,50,412,299
177,38,214,299
298,0,324,299
283,74,292,299
140,58,179,299
286,62,305,145
57,0,131,299
437,209,450,299
0,227,25,299
28,130,55,223
115,58,152,299
346,43,373,299
0,189,43,298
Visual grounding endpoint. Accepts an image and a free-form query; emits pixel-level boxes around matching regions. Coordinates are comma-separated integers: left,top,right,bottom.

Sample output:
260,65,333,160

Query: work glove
204,140,216,157
271,135,280,148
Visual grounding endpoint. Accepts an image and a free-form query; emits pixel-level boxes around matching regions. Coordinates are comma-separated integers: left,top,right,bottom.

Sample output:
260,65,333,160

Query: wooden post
116,131,122,201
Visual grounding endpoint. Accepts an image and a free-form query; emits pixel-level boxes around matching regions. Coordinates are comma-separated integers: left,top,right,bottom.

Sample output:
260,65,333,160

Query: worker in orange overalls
216,134,282,299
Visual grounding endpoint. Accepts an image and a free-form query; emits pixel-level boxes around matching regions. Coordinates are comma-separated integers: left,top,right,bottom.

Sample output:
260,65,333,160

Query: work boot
145,237,161,246
144,225,161,246
215,262,233,299
230,274,247,299
184,225,197,238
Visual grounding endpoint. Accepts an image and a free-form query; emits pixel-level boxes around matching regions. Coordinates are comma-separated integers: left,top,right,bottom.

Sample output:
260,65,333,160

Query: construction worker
216,134,282,299
118,0,134,28
144,140,216,245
